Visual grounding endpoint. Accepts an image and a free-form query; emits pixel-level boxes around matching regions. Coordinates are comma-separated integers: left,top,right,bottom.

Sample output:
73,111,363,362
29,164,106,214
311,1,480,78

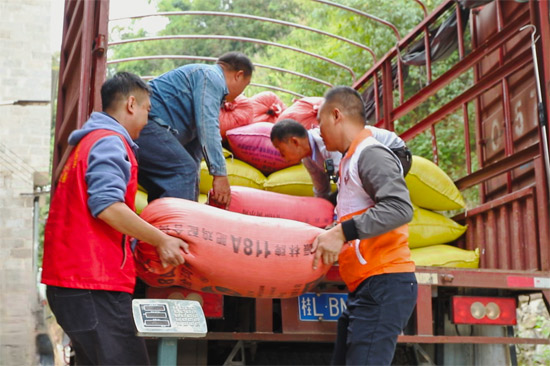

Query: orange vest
337,129,415,292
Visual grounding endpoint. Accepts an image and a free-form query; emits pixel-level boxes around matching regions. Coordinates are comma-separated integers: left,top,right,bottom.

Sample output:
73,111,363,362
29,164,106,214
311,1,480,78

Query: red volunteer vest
42,129,138,293
337,129,415,292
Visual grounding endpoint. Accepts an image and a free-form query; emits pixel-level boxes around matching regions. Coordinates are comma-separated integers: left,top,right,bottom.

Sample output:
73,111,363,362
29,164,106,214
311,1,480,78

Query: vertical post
431,125,439,165
456,4,472,174
255,298,273,332
90,0,109,113
416,284,434,336
494,0,514,193
470,8,487,202
158,338,178,366
374,72,381,122
382,60,394,131
423,26,432,84
33,195,40,276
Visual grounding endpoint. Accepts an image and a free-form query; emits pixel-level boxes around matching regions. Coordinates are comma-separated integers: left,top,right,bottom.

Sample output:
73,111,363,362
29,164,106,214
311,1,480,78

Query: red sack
226,122,294,175
250,91,286,123
135,198,331,298
219,95,254,139
212,186,335,228
276,97,324,129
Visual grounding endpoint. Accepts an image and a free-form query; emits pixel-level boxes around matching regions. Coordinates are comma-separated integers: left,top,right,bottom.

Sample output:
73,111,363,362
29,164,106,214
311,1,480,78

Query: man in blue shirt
136,52,254,206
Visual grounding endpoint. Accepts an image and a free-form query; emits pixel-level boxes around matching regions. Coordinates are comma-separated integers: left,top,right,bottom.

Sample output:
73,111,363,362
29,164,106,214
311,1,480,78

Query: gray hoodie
68,112,138,217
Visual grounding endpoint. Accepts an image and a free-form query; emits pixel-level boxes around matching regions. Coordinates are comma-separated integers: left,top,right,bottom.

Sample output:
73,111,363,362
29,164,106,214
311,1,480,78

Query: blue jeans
135,121,202,202
332,272,418,366
46,286,150,365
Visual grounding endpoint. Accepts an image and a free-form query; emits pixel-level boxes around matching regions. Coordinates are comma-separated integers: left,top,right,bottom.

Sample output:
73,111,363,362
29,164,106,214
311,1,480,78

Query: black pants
46,286,150,366
332,272,418,366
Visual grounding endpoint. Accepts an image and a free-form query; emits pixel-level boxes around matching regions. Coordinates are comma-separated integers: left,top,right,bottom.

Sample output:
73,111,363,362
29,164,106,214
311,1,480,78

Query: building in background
0,0,53,364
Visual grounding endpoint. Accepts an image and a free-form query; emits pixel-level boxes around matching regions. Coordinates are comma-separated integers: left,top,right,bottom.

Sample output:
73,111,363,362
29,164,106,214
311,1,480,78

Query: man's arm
302,158,332,199
98,202,188,268
312,145,412,269
340,145,413,240
87,137,188,267
192,69,230,204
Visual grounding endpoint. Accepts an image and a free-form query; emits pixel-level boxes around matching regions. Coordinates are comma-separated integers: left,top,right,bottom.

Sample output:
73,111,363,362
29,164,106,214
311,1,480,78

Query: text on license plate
298,292,348,321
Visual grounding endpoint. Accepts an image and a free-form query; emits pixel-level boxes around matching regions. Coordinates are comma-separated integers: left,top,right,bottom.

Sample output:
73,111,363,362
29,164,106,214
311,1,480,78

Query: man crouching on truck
311,86,417,366
270,119,412,204
42,72,189,365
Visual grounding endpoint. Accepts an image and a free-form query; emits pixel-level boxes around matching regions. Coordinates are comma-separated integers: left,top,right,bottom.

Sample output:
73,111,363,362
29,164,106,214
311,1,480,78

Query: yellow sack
135,189,148,214
198,194,208,204
199,158,266,194
409,205,467,248
221,147,233,158
263,164,337,197
411,244,479,268
405,155,465,211
264,164,315,196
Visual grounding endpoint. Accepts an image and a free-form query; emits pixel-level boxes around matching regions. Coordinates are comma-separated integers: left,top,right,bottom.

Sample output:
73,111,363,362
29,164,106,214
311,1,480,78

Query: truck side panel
52,0,109,187
458,0,550,272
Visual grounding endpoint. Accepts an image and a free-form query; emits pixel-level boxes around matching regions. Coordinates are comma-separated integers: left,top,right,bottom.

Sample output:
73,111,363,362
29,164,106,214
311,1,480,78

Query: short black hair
101,72,151,111
324,86,366,122
216,52,255,77
270,119,308,142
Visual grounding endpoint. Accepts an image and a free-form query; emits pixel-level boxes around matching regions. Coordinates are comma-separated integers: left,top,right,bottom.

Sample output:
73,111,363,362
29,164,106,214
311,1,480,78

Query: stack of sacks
224,186,334,228
219,95,254,140
137,92,335,228
135,198,332,297
220,91,287,139
250,91,286,123
201,109,337,198
406,155,479,268
276,97,324,129
263,164,337,197
135,93,479,274
199,158,266,194
226,122,294,175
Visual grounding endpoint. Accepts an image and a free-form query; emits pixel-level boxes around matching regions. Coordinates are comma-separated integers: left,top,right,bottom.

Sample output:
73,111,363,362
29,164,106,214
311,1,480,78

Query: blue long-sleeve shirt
68,112,136,217
148,64,229,176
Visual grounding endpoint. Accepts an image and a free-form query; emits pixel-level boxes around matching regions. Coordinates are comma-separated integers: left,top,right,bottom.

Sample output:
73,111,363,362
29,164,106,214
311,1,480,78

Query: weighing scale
132,299,207,365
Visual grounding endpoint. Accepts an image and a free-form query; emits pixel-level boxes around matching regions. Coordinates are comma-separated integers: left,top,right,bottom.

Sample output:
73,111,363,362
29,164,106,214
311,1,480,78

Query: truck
50,0,550,364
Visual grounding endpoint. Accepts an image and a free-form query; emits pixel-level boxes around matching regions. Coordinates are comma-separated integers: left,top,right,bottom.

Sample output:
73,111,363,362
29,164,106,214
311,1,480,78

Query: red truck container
51,0,550,364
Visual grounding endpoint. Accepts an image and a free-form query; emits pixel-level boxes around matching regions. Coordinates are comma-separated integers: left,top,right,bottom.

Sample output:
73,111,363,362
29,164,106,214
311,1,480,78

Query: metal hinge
93,34,107,55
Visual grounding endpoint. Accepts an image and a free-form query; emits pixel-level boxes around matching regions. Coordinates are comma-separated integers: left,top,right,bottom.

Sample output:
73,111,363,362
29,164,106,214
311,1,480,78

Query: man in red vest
42,72,188,365
312,86,417,365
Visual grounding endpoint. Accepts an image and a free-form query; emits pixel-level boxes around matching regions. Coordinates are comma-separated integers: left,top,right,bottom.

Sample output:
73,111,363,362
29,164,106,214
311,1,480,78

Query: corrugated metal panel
475,1,539,199
460,0,549,272
458,186,540,271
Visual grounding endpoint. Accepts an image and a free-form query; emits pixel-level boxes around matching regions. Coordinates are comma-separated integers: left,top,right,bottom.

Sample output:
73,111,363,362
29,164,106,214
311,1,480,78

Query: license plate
298,292,348,321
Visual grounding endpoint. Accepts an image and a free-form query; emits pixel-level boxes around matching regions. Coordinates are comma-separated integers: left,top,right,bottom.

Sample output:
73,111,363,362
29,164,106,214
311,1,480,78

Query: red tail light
452,296,516,325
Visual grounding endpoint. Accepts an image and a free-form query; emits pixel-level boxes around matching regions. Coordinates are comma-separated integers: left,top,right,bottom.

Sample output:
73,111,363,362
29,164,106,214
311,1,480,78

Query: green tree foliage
109,0,304,79
109,0,445,103
109,0,478,204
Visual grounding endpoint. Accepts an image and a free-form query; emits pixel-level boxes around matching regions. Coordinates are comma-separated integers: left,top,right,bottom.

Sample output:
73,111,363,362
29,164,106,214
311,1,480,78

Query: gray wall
0,0,53,364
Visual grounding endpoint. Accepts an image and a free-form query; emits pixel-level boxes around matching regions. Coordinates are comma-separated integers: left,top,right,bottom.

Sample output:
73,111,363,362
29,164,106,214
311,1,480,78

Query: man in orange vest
42,72,189,365
312,86,417,365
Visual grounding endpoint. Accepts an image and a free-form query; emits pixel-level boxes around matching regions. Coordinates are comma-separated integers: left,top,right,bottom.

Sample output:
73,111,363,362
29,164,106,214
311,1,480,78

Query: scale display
132,299,207,338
